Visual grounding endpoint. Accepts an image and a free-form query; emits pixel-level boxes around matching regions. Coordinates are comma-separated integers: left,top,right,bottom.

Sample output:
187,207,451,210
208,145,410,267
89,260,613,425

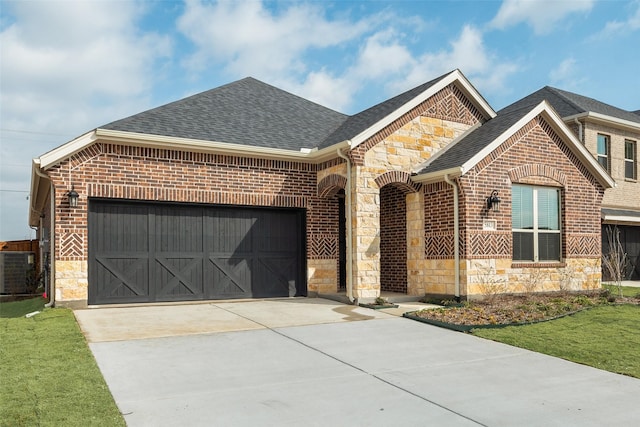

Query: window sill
511,262,566,268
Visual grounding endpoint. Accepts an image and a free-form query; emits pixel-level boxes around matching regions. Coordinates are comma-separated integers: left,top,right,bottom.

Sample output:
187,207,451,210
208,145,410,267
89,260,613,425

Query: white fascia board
349,69,496,149
39,130,97,170
411,167,462,184
563,112,640,133
461,101,615,189
96,129,348,163
602,214,640,224
29,159,48,227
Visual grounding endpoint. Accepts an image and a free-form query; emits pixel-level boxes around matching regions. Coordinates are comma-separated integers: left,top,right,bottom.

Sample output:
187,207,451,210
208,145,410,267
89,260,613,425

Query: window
625,139,637,180
512,185,561,262
597,134,610,171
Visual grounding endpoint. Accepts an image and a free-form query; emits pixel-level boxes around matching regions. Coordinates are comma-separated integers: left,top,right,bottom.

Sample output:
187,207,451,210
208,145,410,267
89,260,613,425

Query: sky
1,0,639,241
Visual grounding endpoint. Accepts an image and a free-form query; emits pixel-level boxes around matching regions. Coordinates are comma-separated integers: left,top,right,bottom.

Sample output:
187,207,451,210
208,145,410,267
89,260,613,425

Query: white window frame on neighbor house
512,184,561,263
597,134,610,172
625,139,637,180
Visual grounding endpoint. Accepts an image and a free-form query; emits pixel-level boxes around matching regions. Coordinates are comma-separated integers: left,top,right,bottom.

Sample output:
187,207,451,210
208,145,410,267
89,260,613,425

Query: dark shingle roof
101,77,348,150
319,73,450,148
101,73,458,151
416,102,533,175
512,87,640,125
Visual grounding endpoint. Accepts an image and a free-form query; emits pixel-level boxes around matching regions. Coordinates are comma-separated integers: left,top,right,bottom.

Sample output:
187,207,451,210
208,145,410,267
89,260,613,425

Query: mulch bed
411,290,640,327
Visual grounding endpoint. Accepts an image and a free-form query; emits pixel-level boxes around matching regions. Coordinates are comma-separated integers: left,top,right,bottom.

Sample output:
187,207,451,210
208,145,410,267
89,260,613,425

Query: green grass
0,303,125,427
0,297,46,318
473,304,640,378
602,283,640,298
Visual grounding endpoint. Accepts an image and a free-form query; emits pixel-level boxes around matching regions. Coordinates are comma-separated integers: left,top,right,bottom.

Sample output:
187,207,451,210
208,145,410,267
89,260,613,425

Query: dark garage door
88,200,306,305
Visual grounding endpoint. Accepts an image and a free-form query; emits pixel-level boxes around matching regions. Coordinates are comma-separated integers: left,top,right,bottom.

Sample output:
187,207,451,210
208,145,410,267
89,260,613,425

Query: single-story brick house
29,69,614,307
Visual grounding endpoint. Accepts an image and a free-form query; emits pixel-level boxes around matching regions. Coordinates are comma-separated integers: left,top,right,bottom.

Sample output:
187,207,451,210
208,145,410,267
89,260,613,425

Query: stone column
351,166,381,299
406,191,426,295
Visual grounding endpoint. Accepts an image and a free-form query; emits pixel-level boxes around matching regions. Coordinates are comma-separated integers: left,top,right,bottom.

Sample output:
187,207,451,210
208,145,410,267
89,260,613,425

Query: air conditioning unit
0,252,35,294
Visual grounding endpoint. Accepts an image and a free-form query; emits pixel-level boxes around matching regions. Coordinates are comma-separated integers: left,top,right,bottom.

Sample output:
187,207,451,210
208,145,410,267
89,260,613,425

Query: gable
413,101,615,190
350,83,488,167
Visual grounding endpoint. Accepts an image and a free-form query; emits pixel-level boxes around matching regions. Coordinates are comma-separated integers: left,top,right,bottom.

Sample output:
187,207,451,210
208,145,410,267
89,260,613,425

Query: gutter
443,174,461,301
574,118,583,142
33,166,55,308
336,146,355,304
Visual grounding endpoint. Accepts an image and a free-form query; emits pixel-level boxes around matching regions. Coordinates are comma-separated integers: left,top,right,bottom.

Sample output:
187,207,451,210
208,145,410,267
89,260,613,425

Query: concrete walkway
76,298,640,427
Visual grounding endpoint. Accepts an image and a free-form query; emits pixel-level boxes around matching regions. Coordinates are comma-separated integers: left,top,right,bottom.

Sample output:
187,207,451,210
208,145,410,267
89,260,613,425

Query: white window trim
597,134,610,172
624,139,637,180
512,186,562,263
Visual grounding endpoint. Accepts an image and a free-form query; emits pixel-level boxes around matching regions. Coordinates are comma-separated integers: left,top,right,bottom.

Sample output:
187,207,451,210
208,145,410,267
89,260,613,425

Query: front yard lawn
0,299,125,426
473,304,640,378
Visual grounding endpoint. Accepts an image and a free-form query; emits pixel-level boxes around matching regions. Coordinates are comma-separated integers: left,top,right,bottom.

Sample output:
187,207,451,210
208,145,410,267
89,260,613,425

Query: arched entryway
380,184,407,293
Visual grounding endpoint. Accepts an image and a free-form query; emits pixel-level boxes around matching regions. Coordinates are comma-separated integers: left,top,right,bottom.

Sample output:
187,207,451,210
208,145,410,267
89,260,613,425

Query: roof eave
349,70,497,149
411,167,463,184
461,101,615,190
28,159,49,227
95,129,348,163
563,112,640,132
39,130,98,170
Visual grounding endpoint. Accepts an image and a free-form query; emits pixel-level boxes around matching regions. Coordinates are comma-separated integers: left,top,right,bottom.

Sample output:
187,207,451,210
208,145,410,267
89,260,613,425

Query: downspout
443,174,461,302
336,147,355,304
33,167,56,308
574,118,583,143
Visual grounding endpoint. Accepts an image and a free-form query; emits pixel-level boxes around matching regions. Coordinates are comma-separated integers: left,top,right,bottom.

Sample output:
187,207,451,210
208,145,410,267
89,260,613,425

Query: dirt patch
414,291,640,326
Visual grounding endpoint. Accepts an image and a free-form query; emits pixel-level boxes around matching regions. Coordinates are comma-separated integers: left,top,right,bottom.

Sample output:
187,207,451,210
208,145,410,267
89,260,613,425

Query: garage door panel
208,211,255,252
254,255,298,298
89,200,305,304
208,256,252,298
154,256,204,300
155,206,204,252
93,256,149,303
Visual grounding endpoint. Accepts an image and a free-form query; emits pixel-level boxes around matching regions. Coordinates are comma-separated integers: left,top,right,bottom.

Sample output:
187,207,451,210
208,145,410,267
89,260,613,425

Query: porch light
67,186,79,208
486,190,500,212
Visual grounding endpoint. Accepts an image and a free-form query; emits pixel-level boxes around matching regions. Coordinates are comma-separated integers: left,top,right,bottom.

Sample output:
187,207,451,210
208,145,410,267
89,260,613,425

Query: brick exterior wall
380,185,407,293
459,116,605,295
46,143,345,302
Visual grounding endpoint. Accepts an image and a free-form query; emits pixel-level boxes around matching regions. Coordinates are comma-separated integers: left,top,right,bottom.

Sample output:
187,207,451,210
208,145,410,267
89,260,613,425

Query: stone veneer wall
346,84,483,299
46,144,345,303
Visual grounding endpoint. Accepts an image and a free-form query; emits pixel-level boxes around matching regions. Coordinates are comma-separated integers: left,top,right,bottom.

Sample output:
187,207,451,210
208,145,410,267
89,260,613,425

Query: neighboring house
515,87,640,280
28,69,614,307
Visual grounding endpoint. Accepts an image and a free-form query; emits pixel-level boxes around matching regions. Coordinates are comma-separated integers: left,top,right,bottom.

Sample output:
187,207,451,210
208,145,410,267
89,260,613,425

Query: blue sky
1,0,639,240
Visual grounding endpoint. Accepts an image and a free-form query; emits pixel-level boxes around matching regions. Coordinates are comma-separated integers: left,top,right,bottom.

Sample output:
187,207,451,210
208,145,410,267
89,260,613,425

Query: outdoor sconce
67,186,79,208
486,190,500,212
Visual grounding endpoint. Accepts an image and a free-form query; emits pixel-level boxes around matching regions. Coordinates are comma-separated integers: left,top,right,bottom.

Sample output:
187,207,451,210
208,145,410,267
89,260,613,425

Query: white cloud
549,57,580,89
382,25,518,97
489,0,594,34
177,0,374,80
591,0,640,39
1,1,171,133
0,0,172,240
287,71,355,112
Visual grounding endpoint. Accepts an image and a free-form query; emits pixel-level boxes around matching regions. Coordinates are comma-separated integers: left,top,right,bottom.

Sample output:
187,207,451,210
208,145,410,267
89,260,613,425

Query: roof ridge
544,86,586,113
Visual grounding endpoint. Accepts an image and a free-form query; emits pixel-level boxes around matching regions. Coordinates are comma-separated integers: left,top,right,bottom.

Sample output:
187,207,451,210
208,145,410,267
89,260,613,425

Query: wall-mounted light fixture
486,190,500,212
67,186,79,208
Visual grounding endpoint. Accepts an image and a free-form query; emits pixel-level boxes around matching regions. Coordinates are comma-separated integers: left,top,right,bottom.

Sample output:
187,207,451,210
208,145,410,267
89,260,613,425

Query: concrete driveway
76,298,640,427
